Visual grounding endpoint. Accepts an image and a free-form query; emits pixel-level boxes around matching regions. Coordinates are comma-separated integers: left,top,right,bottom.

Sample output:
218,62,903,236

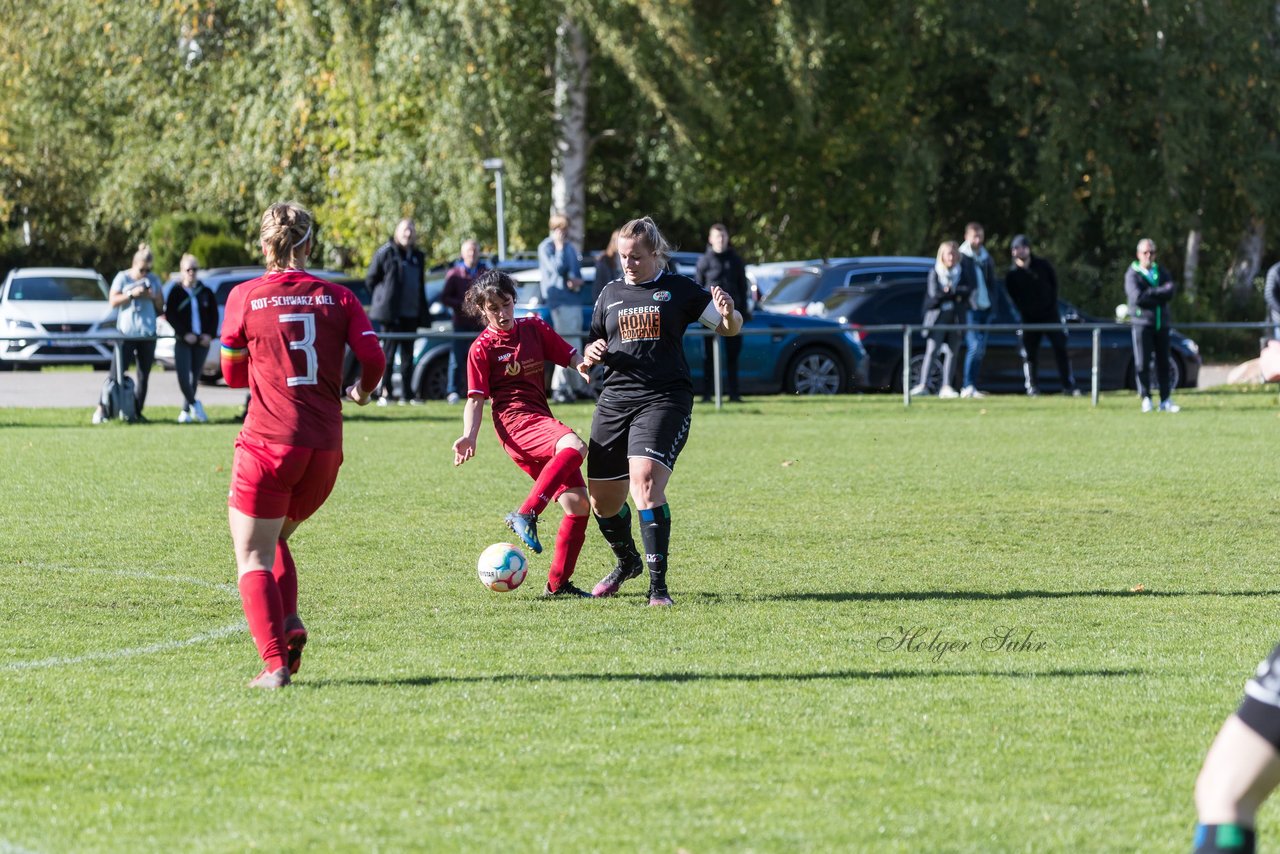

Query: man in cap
1004,234,1079,396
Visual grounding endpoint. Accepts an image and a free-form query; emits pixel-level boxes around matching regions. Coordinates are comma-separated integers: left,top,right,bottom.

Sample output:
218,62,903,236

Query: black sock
1195,824,1256,853
638,504,671,595
595,505,641,567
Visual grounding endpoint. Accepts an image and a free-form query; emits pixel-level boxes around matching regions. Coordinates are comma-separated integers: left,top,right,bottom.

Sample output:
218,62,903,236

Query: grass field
3,388,1280,852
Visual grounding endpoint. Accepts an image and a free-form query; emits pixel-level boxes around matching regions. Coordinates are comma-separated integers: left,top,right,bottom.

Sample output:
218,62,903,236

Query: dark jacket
1265,262,1280,322
694,246,752,321
441,261,488,332
1124,263,1175,329
365,239,428,325
163,281,218,339
922,258,976,328
1005,255,1061,321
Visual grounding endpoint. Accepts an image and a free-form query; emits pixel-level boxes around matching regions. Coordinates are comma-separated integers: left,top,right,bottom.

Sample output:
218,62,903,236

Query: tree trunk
551,14,589,251
1222,218,1265,308
1183,228,1201,301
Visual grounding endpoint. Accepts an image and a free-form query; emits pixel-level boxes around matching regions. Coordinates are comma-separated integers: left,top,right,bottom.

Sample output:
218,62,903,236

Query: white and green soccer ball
477,542,528,592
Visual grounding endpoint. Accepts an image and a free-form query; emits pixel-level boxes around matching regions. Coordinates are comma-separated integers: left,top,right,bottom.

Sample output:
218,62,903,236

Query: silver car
0,267,115,368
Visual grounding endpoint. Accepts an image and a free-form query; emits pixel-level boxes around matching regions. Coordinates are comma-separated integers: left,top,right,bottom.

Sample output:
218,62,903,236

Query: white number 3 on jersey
279,313,318,386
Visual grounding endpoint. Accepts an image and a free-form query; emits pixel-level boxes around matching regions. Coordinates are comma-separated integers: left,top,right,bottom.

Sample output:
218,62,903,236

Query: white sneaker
1141,396,1154,413
908,384,928,396
376,396,390,407
446,392,460,405
178,409,192,424
938,385,960,399
960,386,986,399
192,400,208,423
91,409,106,425
1159,399,1180,413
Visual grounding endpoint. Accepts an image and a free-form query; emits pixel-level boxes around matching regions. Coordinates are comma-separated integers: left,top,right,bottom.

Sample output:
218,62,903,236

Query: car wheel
412,355,449,401
1127,354,1183,390
908,353,946,394
785,347,845,395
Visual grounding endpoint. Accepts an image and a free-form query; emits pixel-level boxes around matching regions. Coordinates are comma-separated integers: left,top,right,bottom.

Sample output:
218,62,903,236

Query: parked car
508,265,864,395
155,266,372,381
814,278,1201,393
0,267,116,368
759,257,934,316
746,258,857,304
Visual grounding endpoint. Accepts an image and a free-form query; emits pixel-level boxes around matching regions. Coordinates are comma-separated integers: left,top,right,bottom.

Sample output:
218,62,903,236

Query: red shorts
228,434,343,521
495,414,583,496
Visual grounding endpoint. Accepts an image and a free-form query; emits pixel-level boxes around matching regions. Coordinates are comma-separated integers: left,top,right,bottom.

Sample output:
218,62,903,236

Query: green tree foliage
0,0,1276,331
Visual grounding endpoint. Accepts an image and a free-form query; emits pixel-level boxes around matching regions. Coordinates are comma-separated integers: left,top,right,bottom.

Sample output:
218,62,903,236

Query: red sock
238,570,288,671
547,513,589,591
272,540,298,617
519,447,584,516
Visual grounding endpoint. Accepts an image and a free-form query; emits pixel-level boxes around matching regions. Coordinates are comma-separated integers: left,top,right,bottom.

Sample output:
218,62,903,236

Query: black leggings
1131,325,1171,401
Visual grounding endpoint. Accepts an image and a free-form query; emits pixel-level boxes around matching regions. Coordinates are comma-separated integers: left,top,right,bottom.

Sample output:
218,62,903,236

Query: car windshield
9,276,107,301
763,271,820,305
215,278,260,306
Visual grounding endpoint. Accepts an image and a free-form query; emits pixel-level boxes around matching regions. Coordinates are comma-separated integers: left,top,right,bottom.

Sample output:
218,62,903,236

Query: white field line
0,840,43,854
1,565,243,671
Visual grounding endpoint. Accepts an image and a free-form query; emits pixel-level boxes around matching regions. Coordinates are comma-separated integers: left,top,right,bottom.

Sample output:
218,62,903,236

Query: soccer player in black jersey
576,216,741,606
1193,641,1280,853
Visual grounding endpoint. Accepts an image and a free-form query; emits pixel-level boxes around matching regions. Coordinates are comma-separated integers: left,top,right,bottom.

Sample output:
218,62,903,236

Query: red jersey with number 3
467,316,577,429
221,270,380,450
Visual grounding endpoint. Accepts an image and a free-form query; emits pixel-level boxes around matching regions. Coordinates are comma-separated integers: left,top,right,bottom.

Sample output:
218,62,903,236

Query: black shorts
587,392,693,481
1238,640,1280,750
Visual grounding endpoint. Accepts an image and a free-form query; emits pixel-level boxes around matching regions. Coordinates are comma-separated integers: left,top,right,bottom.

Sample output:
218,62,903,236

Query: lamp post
483,158,506,262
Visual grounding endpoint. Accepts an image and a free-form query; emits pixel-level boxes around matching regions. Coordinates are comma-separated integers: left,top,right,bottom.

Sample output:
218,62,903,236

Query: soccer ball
477,542,528,592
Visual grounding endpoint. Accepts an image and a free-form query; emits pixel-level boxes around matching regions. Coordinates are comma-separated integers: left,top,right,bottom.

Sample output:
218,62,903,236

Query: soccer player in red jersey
451,270,593,597
220,202,386,688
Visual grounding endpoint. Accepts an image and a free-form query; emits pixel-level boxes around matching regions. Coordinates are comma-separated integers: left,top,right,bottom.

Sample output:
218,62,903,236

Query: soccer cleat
193,400,208,423
284,614,308,676
1141,396,1154,413
248,666,291,689
504,510,542,554
541,581,595,598
648,590,675,607
1159,399,1181,413
938,385,960,399
591,554,645,598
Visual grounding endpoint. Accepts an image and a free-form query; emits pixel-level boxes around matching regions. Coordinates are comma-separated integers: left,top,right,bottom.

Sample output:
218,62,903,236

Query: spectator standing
1004,235,1079,396
957,222,1003,398
365,218,427,405
165,253,218,422
1124,237,1179,412
910,241,974,398
1264,260,1280,341
538,213,587,403
593,229,622,302
695,223,752,402
441,238,488,404
576,216,742,606
220,201,385,688
93,243,164,423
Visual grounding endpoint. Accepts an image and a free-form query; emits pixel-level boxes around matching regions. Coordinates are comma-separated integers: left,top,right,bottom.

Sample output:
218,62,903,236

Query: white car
0,267,116,368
